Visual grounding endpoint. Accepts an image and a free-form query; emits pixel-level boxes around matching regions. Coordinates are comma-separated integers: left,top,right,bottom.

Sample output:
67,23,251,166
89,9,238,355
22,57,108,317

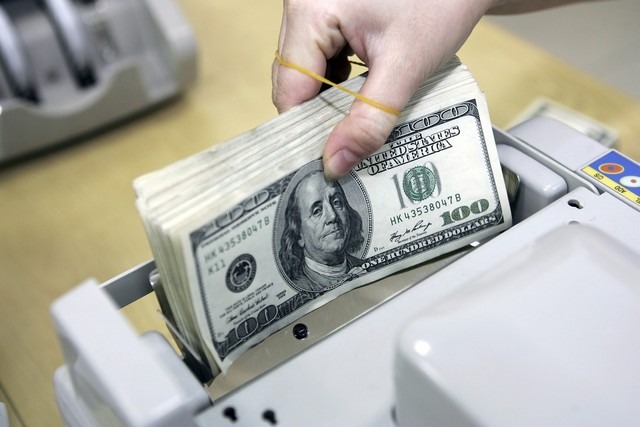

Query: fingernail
325,149,359,180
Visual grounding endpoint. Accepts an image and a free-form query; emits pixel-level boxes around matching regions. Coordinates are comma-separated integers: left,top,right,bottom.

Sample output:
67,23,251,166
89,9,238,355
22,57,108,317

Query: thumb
322,64,424,179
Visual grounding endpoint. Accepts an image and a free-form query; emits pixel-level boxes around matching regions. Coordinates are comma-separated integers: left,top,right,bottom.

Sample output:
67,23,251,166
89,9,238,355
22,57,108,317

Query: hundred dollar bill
135,58,512,374
186,103,509,371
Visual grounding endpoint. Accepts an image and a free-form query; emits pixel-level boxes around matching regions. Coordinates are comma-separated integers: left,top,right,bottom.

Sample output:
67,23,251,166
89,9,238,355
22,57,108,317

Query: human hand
272,0,593,179
272,0,496,179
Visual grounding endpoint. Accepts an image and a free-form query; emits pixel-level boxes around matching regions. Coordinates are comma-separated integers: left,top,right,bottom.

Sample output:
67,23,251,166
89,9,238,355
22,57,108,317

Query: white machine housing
51,117,640,427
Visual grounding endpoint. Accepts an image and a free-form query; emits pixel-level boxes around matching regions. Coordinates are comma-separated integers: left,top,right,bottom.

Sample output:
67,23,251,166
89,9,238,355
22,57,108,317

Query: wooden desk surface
0,1,638,426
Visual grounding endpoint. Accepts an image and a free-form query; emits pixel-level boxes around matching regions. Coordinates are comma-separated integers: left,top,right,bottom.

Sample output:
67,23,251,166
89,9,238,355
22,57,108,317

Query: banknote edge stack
133,56,512,376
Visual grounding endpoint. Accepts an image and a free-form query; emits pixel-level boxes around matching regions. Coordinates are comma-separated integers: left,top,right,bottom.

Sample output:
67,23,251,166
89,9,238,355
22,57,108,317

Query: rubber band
275,51,400,116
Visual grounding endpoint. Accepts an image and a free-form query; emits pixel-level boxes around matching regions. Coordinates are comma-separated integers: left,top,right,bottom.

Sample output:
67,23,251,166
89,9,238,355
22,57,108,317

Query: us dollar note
185,98,511,371
134,57,511,374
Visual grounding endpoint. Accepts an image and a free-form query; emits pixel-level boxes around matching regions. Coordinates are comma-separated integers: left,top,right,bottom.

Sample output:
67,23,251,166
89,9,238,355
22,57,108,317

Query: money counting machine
0,0,195,162
51,116,640,427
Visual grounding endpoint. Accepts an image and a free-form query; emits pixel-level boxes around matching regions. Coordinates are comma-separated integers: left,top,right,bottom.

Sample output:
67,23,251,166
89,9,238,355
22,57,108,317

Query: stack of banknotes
134,57,512,375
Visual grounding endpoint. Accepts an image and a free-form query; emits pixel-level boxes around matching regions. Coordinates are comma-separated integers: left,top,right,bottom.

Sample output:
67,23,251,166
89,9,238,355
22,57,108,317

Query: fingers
272,1,346,113
322,57,426,179
272,46,325,114
322,105,398,180
273,0,491,179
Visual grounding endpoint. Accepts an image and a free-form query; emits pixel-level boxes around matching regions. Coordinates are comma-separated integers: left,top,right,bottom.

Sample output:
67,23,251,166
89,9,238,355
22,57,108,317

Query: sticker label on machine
581,150,640,208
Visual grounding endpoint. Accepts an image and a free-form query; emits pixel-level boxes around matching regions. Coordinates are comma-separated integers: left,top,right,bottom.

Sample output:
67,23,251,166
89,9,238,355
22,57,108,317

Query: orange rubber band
275,51,400,116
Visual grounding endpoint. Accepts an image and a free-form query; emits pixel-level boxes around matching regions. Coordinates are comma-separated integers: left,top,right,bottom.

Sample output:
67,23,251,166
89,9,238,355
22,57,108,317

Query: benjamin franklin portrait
275,161,370,293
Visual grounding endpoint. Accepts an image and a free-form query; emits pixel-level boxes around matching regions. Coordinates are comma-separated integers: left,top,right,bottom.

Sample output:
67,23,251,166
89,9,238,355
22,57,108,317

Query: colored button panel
582,150,640,208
